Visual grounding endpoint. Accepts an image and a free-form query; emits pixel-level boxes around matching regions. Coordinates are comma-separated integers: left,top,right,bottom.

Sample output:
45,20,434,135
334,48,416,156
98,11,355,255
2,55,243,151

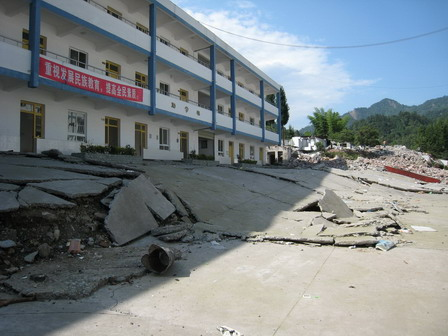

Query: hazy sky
171,0,448,128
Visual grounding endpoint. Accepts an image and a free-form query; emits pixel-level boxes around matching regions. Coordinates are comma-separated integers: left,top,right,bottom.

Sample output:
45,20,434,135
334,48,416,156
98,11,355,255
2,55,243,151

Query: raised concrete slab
0,191,19,212
28,180,110,199
0,183,20,191
132,175,175,221
2,246,147,299
0,155,137,178
164,189,189,217
105,176,159,246
334,236,378,246
300,224,325,238
18,187,76,208
318,189,354,218
0,164,100,183
319,225,379,237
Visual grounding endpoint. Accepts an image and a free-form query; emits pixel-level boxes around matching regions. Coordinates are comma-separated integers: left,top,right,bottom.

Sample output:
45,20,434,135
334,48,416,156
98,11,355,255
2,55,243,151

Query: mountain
299,96,448,133
345,96,448,121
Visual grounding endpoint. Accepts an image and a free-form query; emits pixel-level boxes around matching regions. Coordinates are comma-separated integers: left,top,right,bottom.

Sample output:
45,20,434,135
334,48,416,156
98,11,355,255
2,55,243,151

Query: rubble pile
347,146,448,184
288,146,447,184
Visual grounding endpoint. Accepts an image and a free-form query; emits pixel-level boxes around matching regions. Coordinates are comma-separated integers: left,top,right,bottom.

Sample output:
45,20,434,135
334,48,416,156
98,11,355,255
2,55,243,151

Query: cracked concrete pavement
1,158,447,335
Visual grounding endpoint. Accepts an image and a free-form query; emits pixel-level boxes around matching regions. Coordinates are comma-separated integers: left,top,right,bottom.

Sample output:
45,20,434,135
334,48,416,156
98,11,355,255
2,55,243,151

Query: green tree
266,87,290,126
307,108,349,141
333,128,355,143
416,118,448,158
355,126,380,147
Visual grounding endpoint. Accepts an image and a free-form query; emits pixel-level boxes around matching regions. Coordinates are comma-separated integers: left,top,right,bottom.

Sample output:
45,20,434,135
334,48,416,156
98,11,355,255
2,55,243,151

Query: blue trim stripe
230,59,236,135
260,80,265,142
155,108,212,127
0,68,30,81
40,78,149,110
41,2,150,56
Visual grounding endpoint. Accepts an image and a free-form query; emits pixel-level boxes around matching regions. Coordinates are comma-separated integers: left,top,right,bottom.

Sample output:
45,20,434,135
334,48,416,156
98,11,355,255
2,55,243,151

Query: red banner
39,57,143,102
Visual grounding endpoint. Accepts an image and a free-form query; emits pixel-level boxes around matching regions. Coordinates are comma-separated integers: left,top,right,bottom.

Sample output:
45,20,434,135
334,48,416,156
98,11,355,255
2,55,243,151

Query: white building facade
0,0,281,164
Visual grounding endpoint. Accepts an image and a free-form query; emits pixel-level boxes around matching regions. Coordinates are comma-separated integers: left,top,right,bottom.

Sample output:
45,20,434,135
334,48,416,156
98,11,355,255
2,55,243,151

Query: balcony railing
84,0,145,33
157,89,210,110
156,36,211,68
0,34,22,48
43,49,148,88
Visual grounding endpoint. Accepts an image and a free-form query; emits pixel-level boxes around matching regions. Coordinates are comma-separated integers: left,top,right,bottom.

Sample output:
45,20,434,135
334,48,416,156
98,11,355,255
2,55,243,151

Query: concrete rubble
287,145,448,185
0,151,446,310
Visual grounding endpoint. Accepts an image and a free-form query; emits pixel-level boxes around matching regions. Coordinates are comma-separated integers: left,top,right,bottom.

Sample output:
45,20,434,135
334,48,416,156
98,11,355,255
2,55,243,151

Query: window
159,128,169,150
180,48,189,56
218,140,224,156
105,60,121,79
107,6,122,20
135,72,148,88
250,117,255,126
105,117,120,147
159,82,169,95
217,105,224,114
69,48,87,69
238,112,245,122
179,89,188,102
159,36,170,46
22,29,46,55
136,23,149,34
198,54,210,68
200,140,208,149
250,146,255,159
67,110,87,142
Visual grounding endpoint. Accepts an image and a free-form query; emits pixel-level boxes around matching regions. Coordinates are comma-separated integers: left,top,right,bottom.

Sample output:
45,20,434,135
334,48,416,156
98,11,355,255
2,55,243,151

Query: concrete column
277,91,282,145
28,0,42,88
149,3,157,115
260,80,265,142
230,59,236,135
210,45,216,130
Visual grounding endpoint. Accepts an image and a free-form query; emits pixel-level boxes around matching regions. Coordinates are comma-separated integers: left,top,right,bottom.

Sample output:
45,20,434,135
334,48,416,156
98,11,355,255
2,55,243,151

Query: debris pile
287,146,448,184
347,146,448,184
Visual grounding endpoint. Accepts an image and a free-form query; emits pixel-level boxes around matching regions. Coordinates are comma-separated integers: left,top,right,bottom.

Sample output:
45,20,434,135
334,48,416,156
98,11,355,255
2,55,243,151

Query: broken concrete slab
157,229,189,242
18,187,76,208
334,236,378,246
312,216,337,228
263,235,335,245
151,223,192,237
0,164,101,184
28,180,110,199
319,226,379,238
105,180,159,246
93,177,122,188
0,191,19,212
164,189,189,217
318,189,354,218
300,224,325,238
131,175,175,221
0,183,20,191
2,247,148,300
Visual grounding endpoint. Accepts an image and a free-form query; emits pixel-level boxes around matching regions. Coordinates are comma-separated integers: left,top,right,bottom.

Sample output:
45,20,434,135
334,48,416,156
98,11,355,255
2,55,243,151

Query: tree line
304,107,448,159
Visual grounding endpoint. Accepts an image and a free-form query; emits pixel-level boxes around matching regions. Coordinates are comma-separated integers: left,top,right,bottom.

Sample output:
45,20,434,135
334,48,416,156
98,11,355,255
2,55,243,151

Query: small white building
289,136,326,152
0,0,282,165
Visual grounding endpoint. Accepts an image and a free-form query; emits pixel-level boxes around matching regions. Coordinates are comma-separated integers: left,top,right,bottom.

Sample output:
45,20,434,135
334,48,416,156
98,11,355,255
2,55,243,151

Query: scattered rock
68,239,81,254
24,251,38,263
30,274,47,282
0,240,16,249
38,243,51,258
